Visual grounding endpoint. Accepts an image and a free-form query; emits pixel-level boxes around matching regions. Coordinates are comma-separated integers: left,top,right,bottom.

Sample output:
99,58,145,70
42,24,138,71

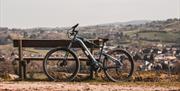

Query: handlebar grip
72,23,79,29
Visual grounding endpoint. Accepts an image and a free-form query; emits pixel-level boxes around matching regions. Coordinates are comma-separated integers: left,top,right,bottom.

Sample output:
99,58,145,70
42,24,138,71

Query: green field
139,32,180,42
124,31,180,43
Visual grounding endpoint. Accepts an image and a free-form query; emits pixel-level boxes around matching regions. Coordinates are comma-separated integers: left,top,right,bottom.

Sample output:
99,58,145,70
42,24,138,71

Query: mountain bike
43,24,134,82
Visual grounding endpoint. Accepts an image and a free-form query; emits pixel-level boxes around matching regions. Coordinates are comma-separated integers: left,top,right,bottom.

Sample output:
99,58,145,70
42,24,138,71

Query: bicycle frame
64,24,122,68
69,36,103,65
67,36,122,68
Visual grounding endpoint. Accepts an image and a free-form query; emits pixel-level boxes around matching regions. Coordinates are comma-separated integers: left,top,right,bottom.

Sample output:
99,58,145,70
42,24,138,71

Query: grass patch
138,31,180,42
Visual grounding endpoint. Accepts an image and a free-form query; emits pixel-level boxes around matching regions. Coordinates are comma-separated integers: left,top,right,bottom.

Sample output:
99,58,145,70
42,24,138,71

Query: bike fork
60,41,73,66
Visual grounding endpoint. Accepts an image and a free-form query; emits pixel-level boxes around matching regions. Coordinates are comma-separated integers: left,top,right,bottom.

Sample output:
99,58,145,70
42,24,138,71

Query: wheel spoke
43,48,80,81
106,66,120,69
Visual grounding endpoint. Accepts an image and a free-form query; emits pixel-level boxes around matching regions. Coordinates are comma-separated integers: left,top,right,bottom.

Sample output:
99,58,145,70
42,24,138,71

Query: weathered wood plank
14,57,97,61
13,39,100,48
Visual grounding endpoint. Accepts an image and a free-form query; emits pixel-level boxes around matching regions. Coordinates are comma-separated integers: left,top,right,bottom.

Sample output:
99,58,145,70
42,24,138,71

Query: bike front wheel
43,48,80,81
103,49,134,82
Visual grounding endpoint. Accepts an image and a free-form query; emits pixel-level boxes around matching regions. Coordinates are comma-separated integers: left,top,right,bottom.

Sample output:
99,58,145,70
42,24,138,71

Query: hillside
0,18,179,46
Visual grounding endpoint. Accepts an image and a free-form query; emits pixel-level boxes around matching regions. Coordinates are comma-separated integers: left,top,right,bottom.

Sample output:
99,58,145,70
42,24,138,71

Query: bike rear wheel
103,49,134,82
43,48,80,81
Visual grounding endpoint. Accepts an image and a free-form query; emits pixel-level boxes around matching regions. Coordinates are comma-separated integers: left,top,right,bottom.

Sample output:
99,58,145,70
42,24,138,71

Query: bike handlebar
71,23,79,29
67,24,100,48
67,23,79,39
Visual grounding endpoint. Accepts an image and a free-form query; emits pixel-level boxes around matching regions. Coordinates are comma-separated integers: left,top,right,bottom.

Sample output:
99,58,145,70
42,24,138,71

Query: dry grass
83,81,180,88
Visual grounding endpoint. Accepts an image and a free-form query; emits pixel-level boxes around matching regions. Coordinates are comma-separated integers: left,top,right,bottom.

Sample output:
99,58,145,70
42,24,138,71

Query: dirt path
0,82,179,91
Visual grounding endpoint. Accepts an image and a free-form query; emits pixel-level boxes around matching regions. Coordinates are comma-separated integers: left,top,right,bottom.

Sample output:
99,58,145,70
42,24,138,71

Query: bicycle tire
43,48,80,81
103,49,134,82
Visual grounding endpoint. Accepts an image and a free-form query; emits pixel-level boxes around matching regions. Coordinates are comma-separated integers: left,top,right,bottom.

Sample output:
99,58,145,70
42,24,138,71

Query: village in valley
0,18,179,81
0,18,179,91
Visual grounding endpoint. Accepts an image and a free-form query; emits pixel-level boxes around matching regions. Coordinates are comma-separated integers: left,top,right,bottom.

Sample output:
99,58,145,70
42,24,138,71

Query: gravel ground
0,82,179,91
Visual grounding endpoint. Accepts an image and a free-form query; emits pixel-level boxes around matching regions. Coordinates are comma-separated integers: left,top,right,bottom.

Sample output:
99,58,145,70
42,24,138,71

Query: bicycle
43,24,134,82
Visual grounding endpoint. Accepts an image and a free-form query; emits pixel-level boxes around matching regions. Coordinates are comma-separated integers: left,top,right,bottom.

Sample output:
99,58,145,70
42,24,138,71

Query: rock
0,77,4,81
9,74,19,80
4,73,19,80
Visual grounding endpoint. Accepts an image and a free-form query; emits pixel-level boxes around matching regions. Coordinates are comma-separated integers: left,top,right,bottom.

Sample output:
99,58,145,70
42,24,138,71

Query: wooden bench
13,39,102,80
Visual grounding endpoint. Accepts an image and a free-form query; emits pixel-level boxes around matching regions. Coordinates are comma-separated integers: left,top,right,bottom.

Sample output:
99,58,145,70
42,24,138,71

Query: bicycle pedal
93,66,100,72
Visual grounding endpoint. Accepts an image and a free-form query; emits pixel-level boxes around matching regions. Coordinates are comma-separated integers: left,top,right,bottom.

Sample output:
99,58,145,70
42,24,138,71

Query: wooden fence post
18,40,24,80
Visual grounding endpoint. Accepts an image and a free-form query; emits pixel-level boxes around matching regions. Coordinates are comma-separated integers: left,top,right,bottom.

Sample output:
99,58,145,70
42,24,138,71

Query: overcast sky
0,0,179,28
